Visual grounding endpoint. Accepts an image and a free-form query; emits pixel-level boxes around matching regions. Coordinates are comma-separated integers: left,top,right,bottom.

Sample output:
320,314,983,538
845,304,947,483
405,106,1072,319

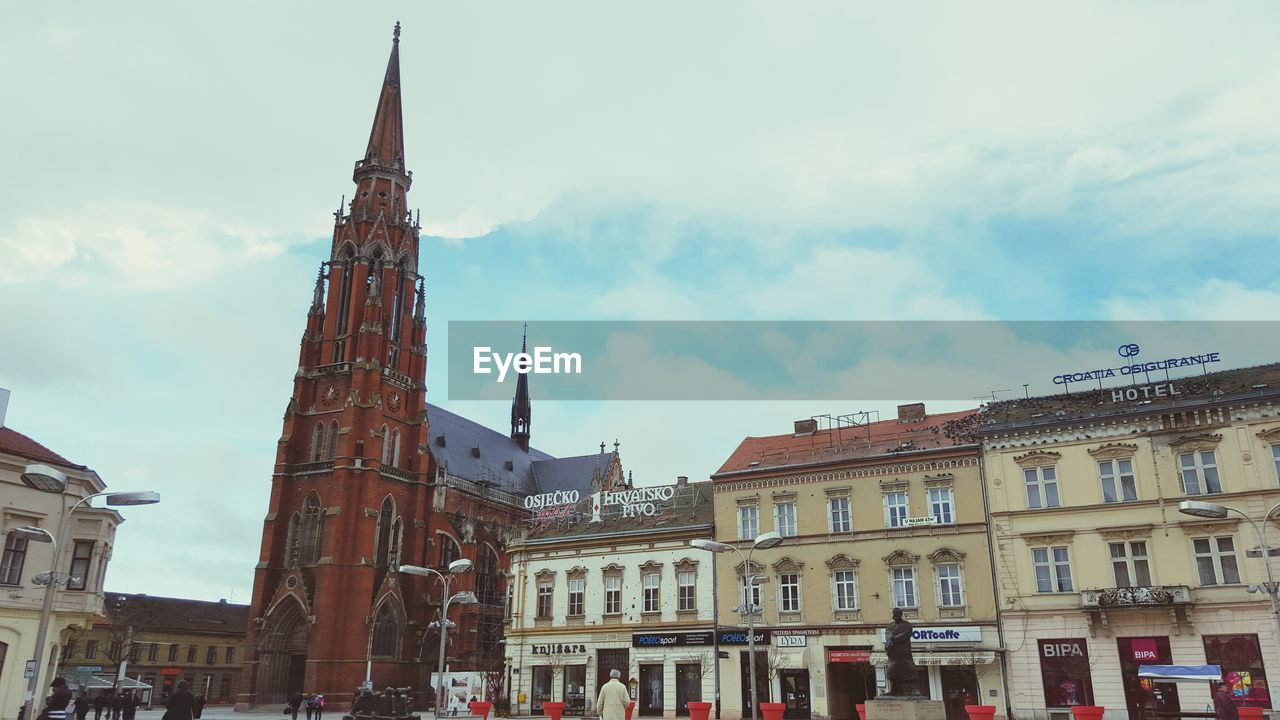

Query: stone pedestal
865,698,946,720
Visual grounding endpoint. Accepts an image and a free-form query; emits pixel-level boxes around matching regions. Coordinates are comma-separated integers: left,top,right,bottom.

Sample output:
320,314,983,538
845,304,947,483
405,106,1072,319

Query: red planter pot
626,701,636,720
760,702,787,720
856,705,867,720
1238,709,1264,720
965,706,997,720
687,701,713,720
1070,706,1105,720
543,701,566,720
468,701,493,720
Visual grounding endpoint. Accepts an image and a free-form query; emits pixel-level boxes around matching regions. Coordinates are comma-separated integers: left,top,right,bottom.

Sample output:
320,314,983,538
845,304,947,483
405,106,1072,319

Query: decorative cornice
824,486,852,497
1168,433,1223,453
1020,531,1075,546
715,457,979,493
534,568,556,579
883,550,919,566
928,547,965,564
734,559,765,574
879,479,909,492
673,557,699,572
826,554,860,571
639,560,663,572
1256,426,1280,443
601,563,624,574
566,565,588,577
771,556,805,573
1177,519,1240,535
1087,442,1139,460
1097,524,1154,541
1013,451,1061,468
924,475,955,488
736,496,760,507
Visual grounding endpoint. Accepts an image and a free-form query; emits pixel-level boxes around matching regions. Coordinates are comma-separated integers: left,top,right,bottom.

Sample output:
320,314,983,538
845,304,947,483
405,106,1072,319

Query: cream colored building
710,405,1007,720
979,364,1280,720
0,391,122,719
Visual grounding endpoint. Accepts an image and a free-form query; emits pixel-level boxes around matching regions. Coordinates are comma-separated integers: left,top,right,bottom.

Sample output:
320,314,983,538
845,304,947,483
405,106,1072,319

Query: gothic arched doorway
256,597,310,705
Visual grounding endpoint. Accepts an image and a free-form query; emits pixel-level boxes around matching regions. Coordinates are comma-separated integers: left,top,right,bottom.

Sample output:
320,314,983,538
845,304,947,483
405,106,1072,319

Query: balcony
1080,585,1192,637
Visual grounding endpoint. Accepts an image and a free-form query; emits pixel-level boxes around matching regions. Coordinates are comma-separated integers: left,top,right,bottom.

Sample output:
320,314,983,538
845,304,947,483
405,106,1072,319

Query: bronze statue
884,607,919,696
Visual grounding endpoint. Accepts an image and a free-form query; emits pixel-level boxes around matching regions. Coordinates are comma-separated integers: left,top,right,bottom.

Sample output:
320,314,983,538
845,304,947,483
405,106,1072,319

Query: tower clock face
387,391,401,411
322,384,338,406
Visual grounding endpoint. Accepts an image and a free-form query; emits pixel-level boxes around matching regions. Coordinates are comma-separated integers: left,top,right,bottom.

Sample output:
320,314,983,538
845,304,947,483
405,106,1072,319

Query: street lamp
399,559,475,718
689,531,785,720
18,465,160,720
1178,500,1280,651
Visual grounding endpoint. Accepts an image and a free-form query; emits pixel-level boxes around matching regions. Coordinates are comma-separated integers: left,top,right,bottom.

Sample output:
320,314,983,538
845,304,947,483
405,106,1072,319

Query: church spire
511,323,531,452
363,22,405,171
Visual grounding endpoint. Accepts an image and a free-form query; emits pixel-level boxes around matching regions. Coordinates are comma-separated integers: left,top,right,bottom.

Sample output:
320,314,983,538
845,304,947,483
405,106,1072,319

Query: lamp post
690,531,783,720
398,559,476,719
1179,500,1280,652
18,463,160,720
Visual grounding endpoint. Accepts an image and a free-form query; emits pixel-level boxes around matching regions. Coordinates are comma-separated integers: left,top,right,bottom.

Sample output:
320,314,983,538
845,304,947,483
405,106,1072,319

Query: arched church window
369,600,404,659
286,512,301,566
310,423,325,462
375,497,395,567
475,545,501,606
380,425,391,464
390,429,401,468
300,493,324,566
389,518,403,568
438,534,460,569
326,421,339,461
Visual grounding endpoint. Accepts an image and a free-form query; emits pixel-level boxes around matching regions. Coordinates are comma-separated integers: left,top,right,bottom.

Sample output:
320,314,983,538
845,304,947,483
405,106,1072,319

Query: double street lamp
398,559,478,719
689,531,784,720
1179,500,1280,652
17,463,160,720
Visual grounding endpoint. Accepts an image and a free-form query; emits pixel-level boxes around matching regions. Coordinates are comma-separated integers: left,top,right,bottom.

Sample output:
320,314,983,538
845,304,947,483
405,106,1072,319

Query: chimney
0,388,9,428
677,476,689,486
897,403,927,422
793,419,817,436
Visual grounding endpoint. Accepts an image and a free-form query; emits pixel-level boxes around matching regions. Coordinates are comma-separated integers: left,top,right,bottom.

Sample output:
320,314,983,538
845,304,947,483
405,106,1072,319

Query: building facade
0,390,122,720
506,480,717,719
978,364,1280,720
55,592,249,705
710,406,1008,720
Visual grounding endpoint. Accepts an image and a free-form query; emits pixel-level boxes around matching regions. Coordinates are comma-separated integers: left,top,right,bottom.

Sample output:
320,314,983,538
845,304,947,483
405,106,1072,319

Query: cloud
1103,278,1280,321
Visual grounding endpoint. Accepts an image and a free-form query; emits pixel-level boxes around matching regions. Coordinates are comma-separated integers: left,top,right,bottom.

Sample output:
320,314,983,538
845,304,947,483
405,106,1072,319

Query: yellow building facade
979,365,1280,720
711,406,1007,720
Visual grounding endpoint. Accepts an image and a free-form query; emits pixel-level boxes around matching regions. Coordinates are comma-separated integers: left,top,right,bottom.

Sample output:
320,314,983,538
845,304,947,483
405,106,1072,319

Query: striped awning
871,652,995,666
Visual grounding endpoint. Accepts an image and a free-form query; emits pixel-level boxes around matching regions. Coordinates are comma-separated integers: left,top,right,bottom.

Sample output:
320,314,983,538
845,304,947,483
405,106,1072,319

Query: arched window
389,429,401,468
326,421,339,460
369,600,404,658
375,497,395,567
389,518,403,568
380,425,391,464
300,493,324,566
438,534,460,569
475,545,501,606
310,423,325,462
286,513,301,566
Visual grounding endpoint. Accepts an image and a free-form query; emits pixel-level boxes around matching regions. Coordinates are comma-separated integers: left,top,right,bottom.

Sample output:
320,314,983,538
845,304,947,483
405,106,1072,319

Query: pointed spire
511,323,532,452
310,264,326,314
414,278,426,326
364,22,405,170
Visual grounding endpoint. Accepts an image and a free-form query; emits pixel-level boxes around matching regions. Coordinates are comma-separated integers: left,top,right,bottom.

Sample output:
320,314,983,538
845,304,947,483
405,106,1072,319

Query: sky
1,1,1279,602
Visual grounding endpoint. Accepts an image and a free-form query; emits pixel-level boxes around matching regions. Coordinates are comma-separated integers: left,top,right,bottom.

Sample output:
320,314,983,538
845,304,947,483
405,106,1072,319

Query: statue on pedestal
884,607,919,697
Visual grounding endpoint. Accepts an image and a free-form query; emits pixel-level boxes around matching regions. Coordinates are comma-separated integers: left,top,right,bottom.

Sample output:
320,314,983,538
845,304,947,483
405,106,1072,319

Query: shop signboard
827,650,872,664
632,631,714,648
718,629,771,646
531,643,587,655
776,635,807,647
876,625,982,644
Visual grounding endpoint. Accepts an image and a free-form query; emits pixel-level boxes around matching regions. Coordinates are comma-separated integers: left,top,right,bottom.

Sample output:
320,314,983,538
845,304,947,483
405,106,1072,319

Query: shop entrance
824,650,876,720
640,664,665,716
740,651,771,718
1117,637,1181,720
597,649,631,697
675,663,703,716
779,669,811,719
940,666,979,720
564,665,587,716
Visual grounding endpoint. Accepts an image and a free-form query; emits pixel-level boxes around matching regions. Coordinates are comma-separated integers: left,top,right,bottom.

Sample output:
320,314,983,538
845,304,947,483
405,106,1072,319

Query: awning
871,652,995,666
1138,665,1221,683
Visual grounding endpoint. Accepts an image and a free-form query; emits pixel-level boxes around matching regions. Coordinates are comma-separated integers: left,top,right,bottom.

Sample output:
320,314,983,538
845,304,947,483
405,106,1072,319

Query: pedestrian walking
595,670,629,720
192,695,205,720
74,694,91,720
163,681,197,720
313,694,325,720
110,694,125,720
1214,685,1239,720
91,694,106,720
38,678,73,720
288,691,304,720
304,694,314,720
122,694,137,720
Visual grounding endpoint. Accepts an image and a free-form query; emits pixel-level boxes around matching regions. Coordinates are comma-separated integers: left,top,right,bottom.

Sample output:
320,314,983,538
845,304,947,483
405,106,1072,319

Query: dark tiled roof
101,592,248,635
0,426,83,469
531,451,616,496
713,409,978,477
426,403,552,495
525,481,714,540
978,362,1280,433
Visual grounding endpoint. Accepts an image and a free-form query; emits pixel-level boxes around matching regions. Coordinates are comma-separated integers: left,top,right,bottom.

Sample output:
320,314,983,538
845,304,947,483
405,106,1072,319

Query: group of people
286,691,325,720
35,678,207,720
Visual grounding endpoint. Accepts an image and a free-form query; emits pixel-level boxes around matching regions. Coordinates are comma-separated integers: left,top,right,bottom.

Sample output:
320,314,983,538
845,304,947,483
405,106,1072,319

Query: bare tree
676,652,716,703
545,651,569,703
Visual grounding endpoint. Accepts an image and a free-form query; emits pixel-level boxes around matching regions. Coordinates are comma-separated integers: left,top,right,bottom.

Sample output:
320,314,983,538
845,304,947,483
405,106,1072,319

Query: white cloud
1103,278,1280,321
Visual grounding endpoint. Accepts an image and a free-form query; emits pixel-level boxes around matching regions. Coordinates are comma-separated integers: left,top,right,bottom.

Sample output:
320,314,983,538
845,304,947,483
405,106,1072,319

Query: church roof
426,403,552,496
531,450,617,496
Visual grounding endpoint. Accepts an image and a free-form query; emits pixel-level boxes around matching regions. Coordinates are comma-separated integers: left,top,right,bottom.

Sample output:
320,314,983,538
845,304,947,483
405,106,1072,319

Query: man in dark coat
91,694,106,720
122,694,137,720
41,678,74,720
109,694,125,720
73,694,91,720
288,692,304,720
1214,685,1239,720
163,681,197,720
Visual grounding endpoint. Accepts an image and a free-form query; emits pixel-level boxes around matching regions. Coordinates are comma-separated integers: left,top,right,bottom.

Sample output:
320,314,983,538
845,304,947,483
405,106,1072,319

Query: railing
1080,585,1191,608
379,464,415,482
382,366,415,389
287,460,334,475
314,362,352,375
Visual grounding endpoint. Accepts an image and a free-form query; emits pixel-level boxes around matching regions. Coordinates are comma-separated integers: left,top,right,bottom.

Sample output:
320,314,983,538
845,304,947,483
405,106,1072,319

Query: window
374,497,396,567
1272,444,1280,484
109,641,122,661
1098,459,1138,503
439,534,460,569
937,563,964,607
379,424,391,464
1,532,29,585
475,547,501,606
774,502,798,537
738,506,759,540
1194,536,1240,586
388,429,402,468
536,578,554,618
168,644,178,662
1025,467,1061,509
1203,635,1270,710
299,493,324,565
568,578,585,616
891,566,917,608
62,640,77,661
129,644,140,662
1033,547,1073,592
187,645,197,663
739,574,762,612
1180,451,1222,495
86,640,98,659
828,497,851,533
148,644,159,662
369,601,404,658
326,421,338,460
928,488,954,524
310,423,325,462
677,570,696,611
1109,541,1152,587
1037,638,1095,708
778,573,800,612
884,492,908,528
642,572,660,612
833,571,858,610
604,575,622,615
206,646,217,664
224,646,235,664
67,541,94,591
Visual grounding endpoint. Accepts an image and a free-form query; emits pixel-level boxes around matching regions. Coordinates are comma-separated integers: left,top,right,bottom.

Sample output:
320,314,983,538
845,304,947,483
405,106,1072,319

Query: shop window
1109,541,1152,587
1203,634,1272,709
531,666,553,714
1,532,29,585
1024,466,1060,509
1098,459,1138,503
563,665,587,716
1037,638,1095,708
1032,546,1073,592
67,540,93,591
928,488,954,524
828,496,852,533
883,492,908,528
738,506,759,540
774,501,798,537
1117,637,1181,719
1179,451,1222,495
1194,536,1241,585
